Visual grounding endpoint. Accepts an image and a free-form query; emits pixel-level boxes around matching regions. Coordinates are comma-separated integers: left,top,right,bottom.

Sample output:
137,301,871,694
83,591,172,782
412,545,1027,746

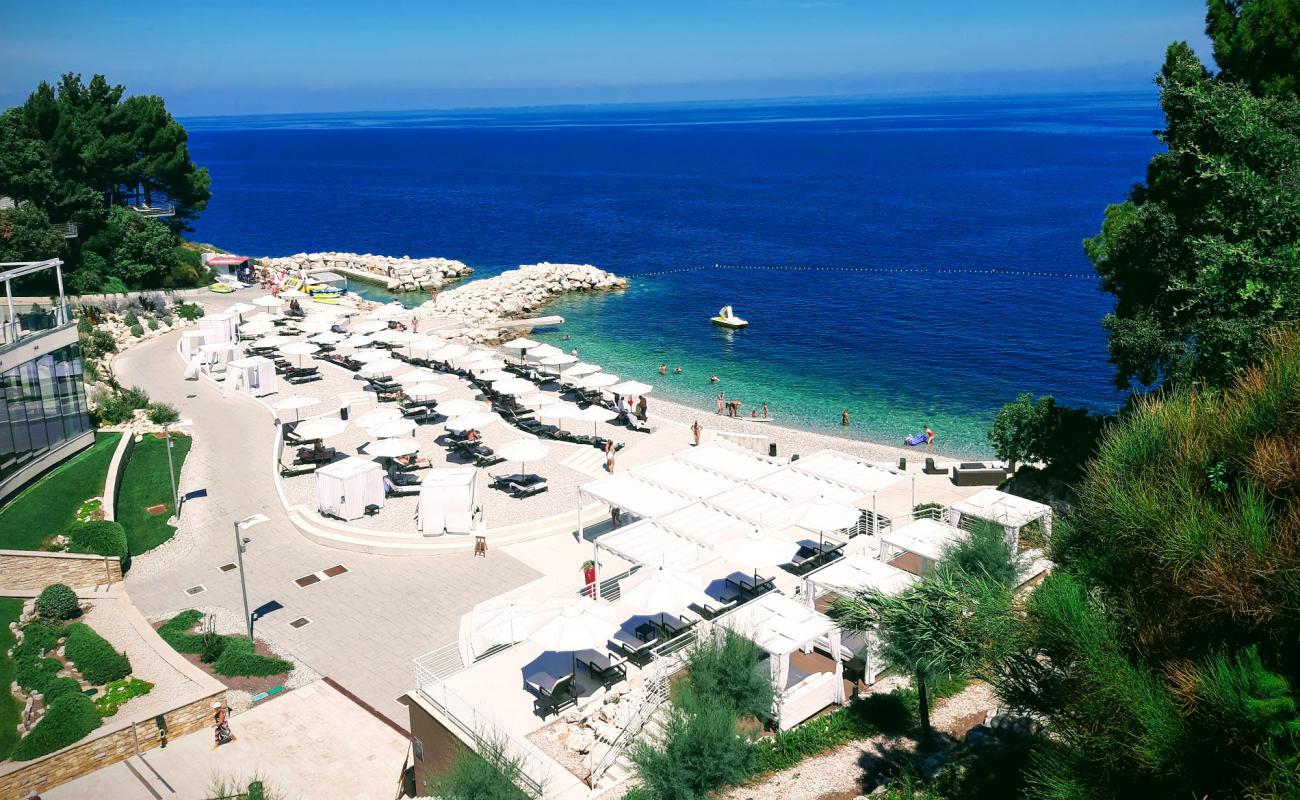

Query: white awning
672,442,782,481
791,450,906,495
657,501,752,546
633,459,739,501
950,488,1051,529
581,473,692,519
753,467,862,505
806,554,917,598
716,592,835,656
706,484,798,527
880,518,965,562
598,520,704,569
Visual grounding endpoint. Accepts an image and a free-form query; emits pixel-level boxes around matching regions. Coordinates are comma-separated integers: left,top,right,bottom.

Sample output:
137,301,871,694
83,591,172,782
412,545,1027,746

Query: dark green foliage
1207,0,1300,97
913,501,945,519
78,327,116,360
0,597,24,760
212,638,292,678
988,393,1105,479
145,402,179,425
1085,42,1300,391
426,736,534,799
14,622,59,658
92,391,132,425
680,631,773,719
940,519,1025,589
200,631,226,664
123,310,138,326
11,692,101,761
15,656,61,694
156,609,205,652
63,623,131,684
0,433,121,551
41,676,83,703
67,520,128,560
631,700,756,800
146,317,158,330
128,323,144,338
999,331,1300,797
117,433,190,553
119,385,149,409
36,584,79,621
0,203,64,262
174,302,204,321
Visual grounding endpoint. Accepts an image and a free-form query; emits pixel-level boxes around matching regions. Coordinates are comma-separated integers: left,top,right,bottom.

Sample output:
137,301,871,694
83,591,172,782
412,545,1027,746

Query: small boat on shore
711,305,748,328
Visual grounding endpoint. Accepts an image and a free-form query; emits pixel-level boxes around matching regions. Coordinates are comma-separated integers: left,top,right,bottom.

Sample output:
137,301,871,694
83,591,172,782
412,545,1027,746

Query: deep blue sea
184,93,1160,455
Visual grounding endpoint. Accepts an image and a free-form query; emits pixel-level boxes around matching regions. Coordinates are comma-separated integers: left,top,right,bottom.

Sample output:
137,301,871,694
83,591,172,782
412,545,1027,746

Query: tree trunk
917,670,932,750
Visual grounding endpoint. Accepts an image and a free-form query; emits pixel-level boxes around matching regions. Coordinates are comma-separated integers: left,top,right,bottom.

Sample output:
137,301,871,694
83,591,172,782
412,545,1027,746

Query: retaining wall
0,549,121,590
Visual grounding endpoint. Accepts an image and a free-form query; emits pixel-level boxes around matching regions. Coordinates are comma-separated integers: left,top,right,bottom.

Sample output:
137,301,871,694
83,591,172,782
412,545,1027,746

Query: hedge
63,624,131,685
68,520,129,560
213,638,293,678
12,623,59,660
15,656,61,694
157,609,206,652
11,692,102,761
42,676,84,702
36,584,79,621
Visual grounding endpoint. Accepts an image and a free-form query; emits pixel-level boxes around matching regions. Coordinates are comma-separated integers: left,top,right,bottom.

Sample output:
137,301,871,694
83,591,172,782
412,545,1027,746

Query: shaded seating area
948,488,1053,551
802,554,918,684
878,517,965,577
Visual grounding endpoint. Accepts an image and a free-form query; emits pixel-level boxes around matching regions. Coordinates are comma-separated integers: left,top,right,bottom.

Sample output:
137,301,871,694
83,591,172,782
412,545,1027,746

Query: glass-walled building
0,259,94,503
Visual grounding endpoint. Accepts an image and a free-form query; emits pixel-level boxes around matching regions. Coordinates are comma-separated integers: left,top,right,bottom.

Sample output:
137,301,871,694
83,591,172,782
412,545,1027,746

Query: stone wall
0,689,224,798
260,252,472,293
0,550,121,590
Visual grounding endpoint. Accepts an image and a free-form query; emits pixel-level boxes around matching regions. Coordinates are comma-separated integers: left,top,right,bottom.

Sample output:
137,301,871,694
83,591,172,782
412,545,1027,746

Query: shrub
161,313,174,326
92,392,132,425
42,676,84,702
940,518,1025,589
123,311,139,327
157,609,205,652
632,700,757,798
119,385,150,409
14,623,59,658
213,638,293,678
200,632,226,664
426,737,532,800
174,302,205,321
94,677,153,716
147,318,159,331
36,584,79,621
11,693,101,761
145,402,180,425
67,520,128,560
63,623,131,684
681,632,773,719
128,323,144,338
78,328,116,361
101,276,129,294
15,656,62,694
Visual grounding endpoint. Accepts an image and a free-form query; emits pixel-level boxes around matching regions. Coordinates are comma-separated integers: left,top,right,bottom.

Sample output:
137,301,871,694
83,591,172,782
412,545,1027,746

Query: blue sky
2,1,1213,115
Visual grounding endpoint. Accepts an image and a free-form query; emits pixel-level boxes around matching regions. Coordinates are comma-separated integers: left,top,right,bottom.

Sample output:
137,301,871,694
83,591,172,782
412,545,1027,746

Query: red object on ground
584,566,597,597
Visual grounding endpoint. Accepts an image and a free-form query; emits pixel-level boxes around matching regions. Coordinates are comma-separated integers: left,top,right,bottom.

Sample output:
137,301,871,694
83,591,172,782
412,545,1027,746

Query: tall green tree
1207,0,1300,98
0,204,64,263
996,329,1300,798
1085,42,1300,391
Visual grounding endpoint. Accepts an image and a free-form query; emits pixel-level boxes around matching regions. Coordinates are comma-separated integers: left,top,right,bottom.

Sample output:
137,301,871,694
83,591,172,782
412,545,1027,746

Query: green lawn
0,432,122,551
116,434,191,555
0,596,23,761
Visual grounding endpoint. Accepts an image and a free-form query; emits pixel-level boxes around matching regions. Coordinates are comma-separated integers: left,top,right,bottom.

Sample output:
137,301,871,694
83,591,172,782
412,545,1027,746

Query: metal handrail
576,564,640,602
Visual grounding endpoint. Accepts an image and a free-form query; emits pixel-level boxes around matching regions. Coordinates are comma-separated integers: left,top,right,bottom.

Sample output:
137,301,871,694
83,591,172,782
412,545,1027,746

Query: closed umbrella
272,394,320,422
358,358,403,377
406,382,447,400
369,419,417,439
497,437,549,477
573,404,617,435
356,407,403,428
445,412,498,433
293,417,348,440
437,398,485,418
611,380,654,396
366,437,421,458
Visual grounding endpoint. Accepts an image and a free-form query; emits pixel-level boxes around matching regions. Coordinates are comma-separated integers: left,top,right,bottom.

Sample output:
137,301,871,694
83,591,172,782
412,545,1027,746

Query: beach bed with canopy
878,517,965,577
802,554,918,683
417,466,481,535
223,356,277,397
713,592,846,730
949,488,1052,551
315,456,385,521
199,312,238,344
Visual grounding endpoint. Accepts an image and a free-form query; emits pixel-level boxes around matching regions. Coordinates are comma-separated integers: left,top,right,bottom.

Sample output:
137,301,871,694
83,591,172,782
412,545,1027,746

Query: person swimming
709,375,719,383
659,363,667,375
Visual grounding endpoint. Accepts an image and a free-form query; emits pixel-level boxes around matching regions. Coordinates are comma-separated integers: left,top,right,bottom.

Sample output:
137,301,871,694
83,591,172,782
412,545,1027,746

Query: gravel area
716,681,1000,800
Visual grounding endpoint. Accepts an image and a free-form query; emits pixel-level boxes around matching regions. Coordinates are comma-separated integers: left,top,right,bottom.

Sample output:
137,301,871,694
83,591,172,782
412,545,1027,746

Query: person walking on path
842,408,850,426
212,701,235,749
604,439,616,472
691,420,702,446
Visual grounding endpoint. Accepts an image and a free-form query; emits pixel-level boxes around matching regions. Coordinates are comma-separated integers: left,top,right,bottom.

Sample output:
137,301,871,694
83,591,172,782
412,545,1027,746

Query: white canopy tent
706,484,799,528
199,312,238,344
223,356,277,398
596,519,706,570
801,554,918,683
714,592,845,730
633,460,739,501
580,473,692,522
673,441,783,482
656,501,752,547
949,488,1052,551
878,517,965,576
315,457,385,521
179,330,208,359
417,466,481,535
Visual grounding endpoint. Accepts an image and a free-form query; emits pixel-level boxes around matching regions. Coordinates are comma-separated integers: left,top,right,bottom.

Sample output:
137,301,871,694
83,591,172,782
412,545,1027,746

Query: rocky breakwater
425,262,626,342
260,252,472,292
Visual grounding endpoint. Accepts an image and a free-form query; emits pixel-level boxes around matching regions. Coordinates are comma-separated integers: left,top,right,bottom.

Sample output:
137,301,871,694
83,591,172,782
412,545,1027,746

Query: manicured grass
0,433,121,551
116,434,191,555
0,597,24,761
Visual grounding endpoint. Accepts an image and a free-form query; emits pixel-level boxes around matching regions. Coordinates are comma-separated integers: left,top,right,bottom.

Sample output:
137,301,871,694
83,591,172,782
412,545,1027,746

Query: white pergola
802,554,918,683
878,517,965,577
714,592,845,730
949,488,1052,551
632,459,740,501
596,519,706,570
673,441,784,481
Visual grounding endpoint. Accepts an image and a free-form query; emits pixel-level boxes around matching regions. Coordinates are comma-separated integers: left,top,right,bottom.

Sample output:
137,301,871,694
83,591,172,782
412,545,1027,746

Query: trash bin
339,405,349,421
899,457,906,470
768,443,778,457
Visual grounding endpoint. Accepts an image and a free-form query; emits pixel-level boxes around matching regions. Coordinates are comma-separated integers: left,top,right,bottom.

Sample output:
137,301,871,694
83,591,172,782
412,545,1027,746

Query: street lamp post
233,514,269,642
164,419,193,518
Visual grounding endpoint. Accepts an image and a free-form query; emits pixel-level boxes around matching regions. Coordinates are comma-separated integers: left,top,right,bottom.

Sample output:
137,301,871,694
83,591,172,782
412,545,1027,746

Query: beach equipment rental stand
417,466,481,535
316,456,385,521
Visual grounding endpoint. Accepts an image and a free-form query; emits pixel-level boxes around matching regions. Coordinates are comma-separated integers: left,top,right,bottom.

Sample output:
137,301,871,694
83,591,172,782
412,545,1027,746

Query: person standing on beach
716,392,725,414
603,439,616,472
925,426,935,452
691,420,702,446
761,401,769,419
842,408,850,426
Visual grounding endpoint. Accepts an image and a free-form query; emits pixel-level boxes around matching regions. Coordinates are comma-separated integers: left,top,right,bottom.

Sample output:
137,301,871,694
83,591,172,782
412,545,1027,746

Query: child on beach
925,426,935,451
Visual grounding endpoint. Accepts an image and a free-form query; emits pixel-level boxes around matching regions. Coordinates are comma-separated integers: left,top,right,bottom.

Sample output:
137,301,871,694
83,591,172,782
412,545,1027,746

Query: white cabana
199,312,238,344
179,330,208,359
714,592,845,730
791,450,908,495
706,484,799,528
753,467,862,505
580,473,692,521
418,466,481,535
878,518,965,576
657,501,752,547
194,342,236,377
223,356,277,398
315,457,385,521
801,555,917,684
949,488,1052,551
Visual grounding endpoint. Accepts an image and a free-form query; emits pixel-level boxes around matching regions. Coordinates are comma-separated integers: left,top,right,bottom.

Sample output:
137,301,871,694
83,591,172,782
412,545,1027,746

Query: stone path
115,330,540,726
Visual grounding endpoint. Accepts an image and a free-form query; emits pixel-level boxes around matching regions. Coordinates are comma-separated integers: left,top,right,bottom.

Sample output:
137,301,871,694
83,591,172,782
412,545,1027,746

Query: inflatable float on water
711,305,748,328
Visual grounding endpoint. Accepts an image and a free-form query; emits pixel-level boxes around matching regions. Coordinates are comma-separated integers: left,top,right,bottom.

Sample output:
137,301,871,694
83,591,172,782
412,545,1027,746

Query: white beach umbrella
445,412,498,433
560,362,601,381
310,331,346,344
227,302,256,317
502,337,540,351
373,328,422,345
468,359,508,374
620,567,712,615
240,321,275,337
538,402,580,420
369,419,417,439
529,599,620,653
514,392,549,409
358,358,404,377
581,372,620,389
396,368,440,384
369,304,413,321
356,407,403,428
539,353,578,367
492,377,536,396
479,369,514,382
337,334,375,349
279,341,319,365
279,288,308,299
611,380,654,396
299,315,341,333
437,398,485,418
406,382,447,400
272,395,320,422
410,338,447,355
350,319,389,334
252,295,284,308
252,335,291,349
351,348,392,364
366,437,421,458
472,598,544,650
790,496,860,533
438,343,470,359
574,404,618,435
497,437,549,476
526,343,563,360
717,529,801,571
292,417,348,440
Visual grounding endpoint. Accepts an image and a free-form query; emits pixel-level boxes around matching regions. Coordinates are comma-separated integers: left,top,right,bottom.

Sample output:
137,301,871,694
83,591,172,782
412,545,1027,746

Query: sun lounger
295,447,336,464
525,671,575,715
286,371,322,385
385,484,420,498
279,460,317,478
576,649,628,686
